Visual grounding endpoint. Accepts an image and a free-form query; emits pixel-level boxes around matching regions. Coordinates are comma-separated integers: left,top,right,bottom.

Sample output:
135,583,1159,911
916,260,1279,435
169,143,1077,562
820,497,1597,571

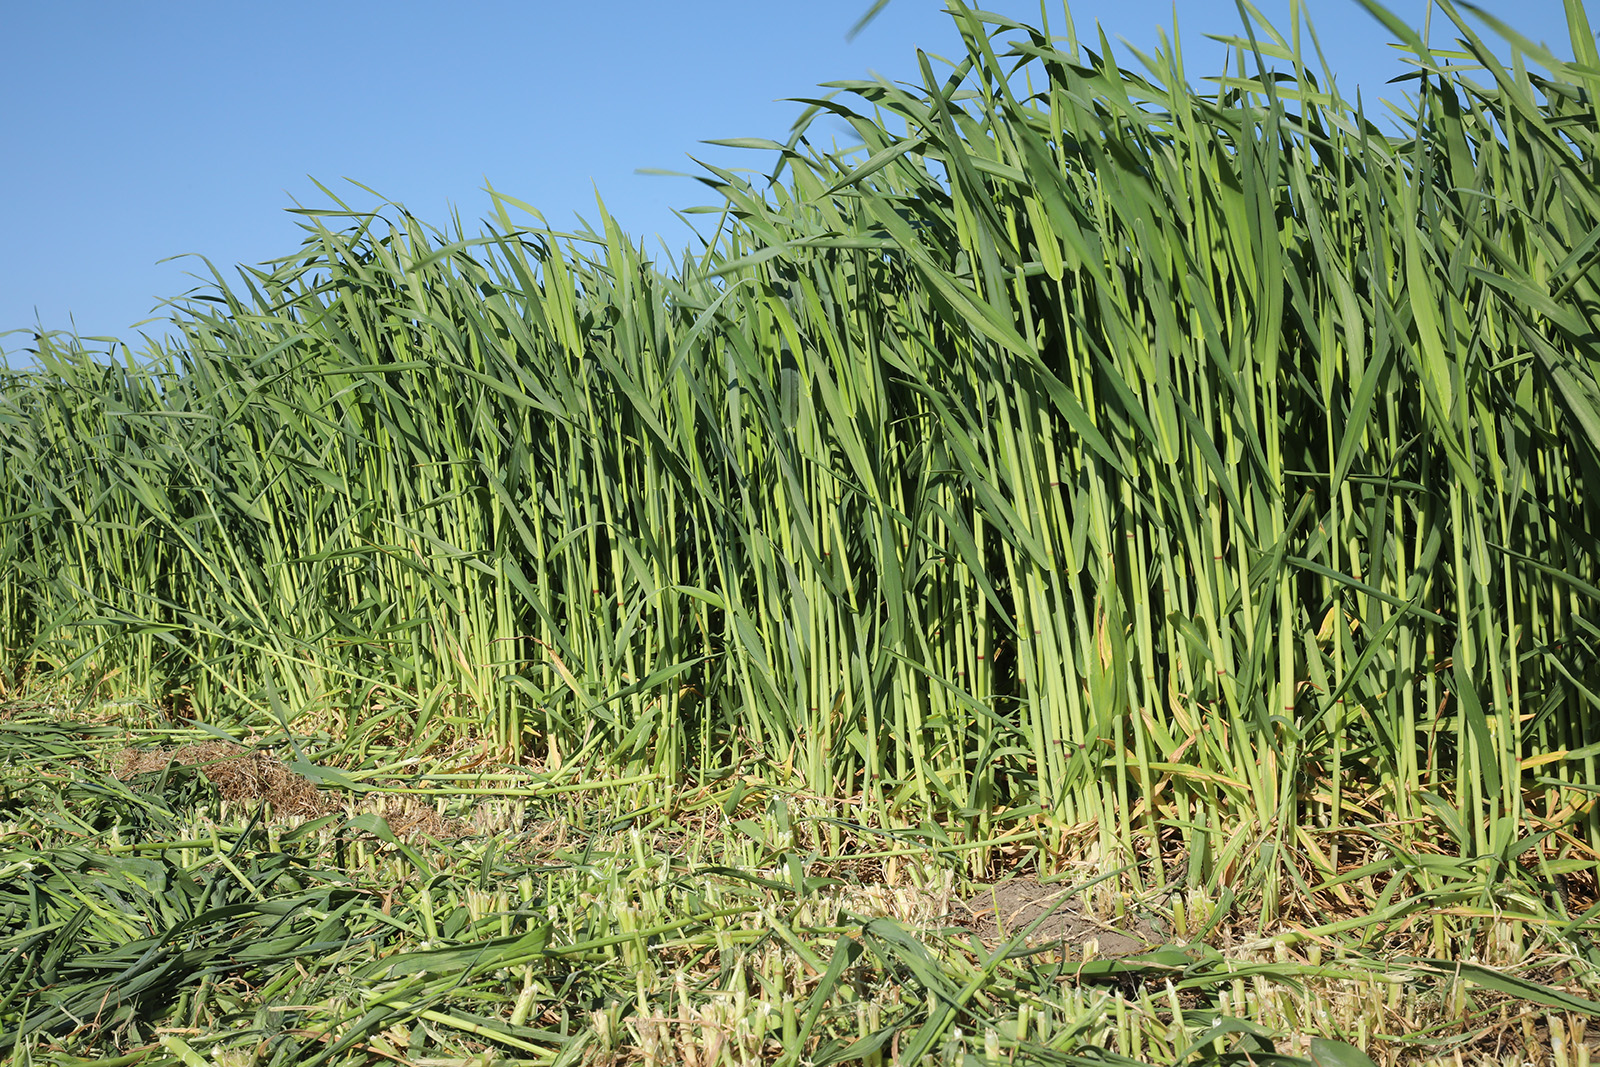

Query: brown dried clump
113,742,336,818
358,793,466,840
113,742,469,841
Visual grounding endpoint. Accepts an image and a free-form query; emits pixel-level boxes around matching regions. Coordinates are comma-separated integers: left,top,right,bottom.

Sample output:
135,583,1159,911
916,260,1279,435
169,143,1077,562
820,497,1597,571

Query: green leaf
1407,959,1600,1016
1309,1038,1381,1067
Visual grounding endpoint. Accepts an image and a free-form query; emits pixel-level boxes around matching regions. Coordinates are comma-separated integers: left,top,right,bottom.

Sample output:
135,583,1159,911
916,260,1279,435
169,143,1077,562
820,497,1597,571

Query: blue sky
0,1,1582,351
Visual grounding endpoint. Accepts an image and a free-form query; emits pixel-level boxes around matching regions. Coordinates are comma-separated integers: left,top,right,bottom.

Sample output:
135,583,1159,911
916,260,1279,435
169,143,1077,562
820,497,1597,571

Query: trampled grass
0,702,1594,1067
4,0,1600,1061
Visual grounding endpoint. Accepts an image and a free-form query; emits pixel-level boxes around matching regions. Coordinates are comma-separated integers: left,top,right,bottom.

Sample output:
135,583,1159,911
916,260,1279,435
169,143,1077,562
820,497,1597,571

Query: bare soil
955,877,1165,956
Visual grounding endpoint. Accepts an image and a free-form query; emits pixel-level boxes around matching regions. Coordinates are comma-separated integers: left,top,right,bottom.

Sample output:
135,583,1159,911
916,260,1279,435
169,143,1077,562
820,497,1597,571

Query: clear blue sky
0,0,1581,350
